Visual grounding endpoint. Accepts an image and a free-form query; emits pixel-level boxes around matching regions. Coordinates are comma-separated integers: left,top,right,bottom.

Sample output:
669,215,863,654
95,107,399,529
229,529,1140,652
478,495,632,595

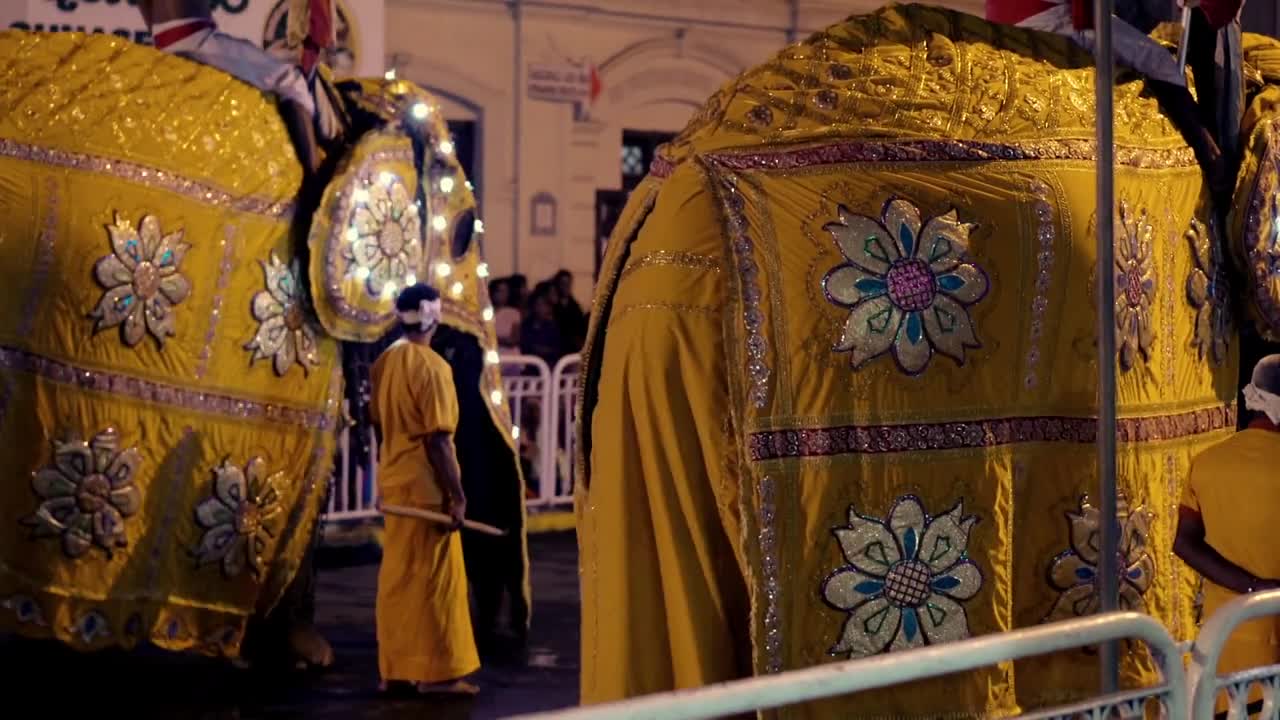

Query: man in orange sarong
1177,355,1280,679
371,284,480,696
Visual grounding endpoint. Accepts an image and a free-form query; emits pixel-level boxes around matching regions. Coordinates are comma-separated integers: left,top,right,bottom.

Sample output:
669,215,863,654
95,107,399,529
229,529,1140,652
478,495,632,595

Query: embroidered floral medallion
1114,202,1156,371
1044,493,1154,621
23,428,142,558
822,496,983,658
246,252,319,376
1185,217,1232,366
194,457,284,580
91,214,191,348
822,199,989,375
343,173,422,298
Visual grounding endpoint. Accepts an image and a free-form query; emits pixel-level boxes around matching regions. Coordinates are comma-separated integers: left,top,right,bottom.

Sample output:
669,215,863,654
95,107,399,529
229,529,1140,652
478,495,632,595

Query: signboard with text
527,63,598,104
3,0,385,78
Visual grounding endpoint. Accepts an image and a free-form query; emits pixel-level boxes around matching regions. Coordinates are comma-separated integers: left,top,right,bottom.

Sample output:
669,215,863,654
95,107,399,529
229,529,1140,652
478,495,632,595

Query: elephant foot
286,621,335,670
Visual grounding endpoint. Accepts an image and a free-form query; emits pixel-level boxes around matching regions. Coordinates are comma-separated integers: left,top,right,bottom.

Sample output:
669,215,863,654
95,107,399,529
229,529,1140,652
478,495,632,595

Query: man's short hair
1251,354,1280,396
395,283,440,313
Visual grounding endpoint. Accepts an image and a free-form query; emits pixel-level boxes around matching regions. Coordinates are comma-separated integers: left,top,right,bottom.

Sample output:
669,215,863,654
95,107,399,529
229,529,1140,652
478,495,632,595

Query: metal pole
1093,0,1120,696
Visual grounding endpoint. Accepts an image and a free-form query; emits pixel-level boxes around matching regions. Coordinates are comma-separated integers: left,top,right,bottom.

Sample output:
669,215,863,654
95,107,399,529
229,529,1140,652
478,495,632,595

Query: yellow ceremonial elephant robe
578,5,1241,717
0,31,341,655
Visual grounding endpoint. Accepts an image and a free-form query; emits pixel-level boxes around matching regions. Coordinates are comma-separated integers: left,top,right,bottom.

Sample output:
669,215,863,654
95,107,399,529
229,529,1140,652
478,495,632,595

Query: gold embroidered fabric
0,31,521,657
574,6,1280,719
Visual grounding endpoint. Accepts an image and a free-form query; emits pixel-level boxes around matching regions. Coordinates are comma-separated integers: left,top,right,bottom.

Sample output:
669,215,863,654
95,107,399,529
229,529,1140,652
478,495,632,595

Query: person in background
508,274,530,311
520,283,563,370
553,270,587,354
491,278,522,355
370,283,479,697
1175,354,1280,699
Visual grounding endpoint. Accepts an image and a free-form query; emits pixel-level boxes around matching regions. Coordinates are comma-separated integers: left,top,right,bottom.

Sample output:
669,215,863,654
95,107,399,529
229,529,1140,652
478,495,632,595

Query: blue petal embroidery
855,277,887,296
905,312,924,344
932,576,961,591
855,580,886,595
903,527,918,559
937,274,965,292
1076,567,1095,581
899,222,915,257
902,609,920,641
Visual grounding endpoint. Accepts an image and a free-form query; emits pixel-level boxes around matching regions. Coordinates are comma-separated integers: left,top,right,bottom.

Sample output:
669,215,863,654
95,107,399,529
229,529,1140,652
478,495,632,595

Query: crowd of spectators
488,270,587,368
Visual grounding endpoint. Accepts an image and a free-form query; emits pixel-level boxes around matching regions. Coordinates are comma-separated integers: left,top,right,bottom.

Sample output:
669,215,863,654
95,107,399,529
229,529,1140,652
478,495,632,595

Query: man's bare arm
424,433,465,528
1174,506,1276,594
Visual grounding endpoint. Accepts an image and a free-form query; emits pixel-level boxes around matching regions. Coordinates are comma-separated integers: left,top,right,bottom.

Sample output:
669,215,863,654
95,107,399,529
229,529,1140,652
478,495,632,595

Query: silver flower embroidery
344,173,422,298
91,214,191,348
823,200,989,376
822,496,983,658
194,457,284,580
23,429,143,558
246,253,319,376
1186,217,1232,366
1045,493,1154,621
1114,202,1156,372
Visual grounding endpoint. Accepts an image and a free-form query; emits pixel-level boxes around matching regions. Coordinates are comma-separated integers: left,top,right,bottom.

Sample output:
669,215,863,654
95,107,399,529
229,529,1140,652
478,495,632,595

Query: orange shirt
369,340,459,504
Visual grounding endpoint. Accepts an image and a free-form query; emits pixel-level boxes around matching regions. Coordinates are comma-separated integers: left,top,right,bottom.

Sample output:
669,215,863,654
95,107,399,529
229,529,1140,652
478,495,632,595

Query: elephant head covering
1243,355,1280,425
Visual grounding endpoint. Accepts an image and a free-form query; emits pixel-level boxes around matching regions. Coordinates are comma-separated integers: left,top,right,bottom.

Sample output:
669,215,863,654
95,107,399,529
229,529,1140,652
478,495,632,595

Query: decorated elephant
576,2,1280,717
0,28,527,658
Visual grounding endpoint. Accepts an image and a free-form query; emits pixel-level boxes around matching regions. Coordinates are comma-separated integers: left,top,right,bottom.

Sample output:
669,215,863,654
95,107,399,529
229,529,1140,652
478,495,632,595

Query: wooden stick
380,503,508,537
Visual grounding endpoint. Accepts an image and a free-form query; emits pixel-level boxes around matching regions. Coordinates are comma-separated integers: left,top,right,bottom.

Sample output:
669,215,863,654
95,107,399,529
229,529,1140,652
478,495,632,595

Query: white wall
385,0,982,302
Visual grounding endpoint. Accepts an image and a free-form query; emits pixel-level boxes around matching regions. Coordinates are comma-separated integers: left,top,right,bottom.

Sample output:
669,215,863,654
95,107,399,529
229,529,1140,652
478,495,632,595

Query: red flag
589,65,602,105
1198,0,1245,29
300,0,335,75
1070,0,1093,30
985,0,1055,24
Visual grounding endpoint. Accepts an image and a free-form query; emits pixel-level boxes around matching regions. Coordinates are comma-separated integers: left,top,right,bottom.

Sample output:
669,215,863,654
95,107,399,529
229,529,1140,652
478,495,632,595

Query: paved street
0,531,580,719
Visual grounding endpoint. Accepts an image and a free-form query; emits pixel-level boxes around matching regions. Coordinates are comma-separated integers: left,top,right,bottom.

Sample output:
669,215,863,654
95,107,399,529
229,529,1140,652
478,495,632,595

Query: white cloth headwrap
1243,383,1280,425
397,299,442,333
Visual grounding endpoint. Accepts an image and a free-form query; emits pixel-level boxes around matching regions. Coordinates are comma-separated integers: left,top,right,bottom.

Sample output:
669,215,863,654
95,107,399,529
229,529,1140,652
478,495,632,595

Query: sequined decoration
822,199,989,375
342,172,423,298
721,178,770,408
1025,179,1055,389
246,252,319,376
1114,202,1156,371
1044,492,1154,621
822,496,982,658
90,213,191,348
759,475,782,673
1185,217,1232,366
1,595,48,627
1241,119,1280,337
197,225,238,379
619,251,723,281
22,428,142,559
194,457,285,580
69,610,112,645
0,345,335,431
0,139,295,219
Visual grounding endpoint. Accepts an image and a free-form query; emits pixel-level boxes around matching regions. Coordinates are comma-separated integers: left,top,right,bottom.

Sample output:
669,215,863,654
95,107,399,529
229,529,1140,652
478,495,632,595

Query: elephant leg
238,522,334,670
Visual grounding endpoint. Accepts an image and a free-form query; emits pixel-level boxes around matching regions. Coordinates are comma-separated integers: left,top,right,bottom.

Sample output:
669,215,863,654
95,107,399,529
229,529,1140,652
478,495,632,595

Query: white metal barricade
1189,589,1280,719
323,353,582,521
506,612,1186,720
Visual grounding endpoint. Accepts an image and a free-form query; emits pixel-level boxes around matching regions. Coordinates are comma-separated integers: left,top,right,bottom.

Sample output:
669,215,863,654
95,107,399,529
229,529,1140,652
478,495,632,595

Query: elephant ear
306,127,423,342
1229,35,1280,342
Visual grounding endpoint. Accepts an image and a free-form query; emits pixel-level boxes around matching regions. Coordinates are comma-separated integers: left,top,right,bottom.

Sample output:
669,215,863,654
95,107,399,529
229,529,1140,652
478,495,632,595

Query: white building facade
385,0,983,302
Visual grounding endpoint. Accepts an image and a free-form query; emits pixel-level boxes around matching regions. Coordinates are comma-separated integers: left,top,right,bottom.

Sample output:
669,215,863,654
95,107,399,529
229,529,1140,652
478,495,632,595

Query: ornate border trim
1024,178,1055,390
0,345,335,432
1242,118,1280,334
748,405,1236,461
0,139,295,219
718,176,771,408
651,139,1197,177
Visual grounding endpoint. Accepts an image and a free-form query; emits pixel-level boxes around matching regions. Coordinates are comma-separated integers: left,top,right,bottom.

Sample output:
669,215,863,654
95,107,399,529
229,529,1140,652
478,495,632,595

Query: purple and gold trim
649,140,1197,180
0,139,295,219
0,346,335,432
748,405,1235,461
